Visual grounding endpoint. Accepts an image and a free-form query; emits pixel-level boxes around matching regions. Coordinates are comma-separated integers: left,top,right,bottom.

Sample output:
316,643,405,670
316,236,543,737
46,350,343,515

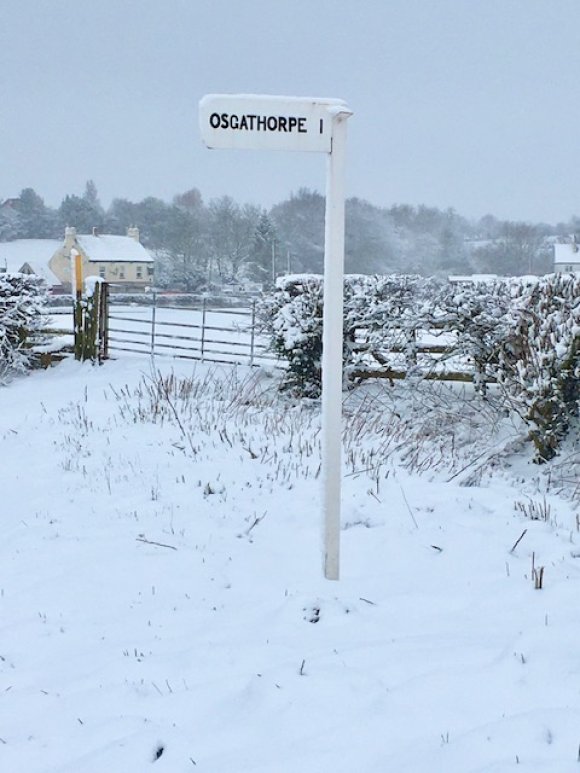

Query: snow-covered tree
259,274,324,396
0,273,47,379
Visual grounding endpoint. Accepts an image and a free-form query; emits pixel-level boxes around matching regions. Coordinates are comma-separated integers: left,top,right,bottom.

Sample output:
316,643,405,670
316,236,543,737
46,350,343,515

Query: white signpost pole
321,109,349,580
199,94,352,580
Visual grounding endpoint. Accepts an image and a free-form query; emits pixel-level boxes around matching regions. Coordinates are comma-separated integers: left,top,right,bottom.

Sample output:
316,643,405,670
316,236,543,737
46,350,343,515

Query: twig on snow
509,529,528,554
136,536,177,551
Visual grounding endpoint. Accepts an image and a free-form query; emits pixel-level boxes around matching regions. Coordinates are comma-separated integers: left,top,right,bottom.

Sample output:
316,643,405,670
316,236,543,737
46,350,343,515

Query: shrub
259,275,324,397
0,272,47,379
497,274,580,461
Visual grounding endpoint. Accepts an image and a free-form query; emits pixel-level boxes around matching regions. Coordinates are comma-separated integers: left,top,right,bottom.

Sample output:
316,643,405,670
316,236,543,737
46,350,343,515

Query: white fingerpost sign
199,93,353,580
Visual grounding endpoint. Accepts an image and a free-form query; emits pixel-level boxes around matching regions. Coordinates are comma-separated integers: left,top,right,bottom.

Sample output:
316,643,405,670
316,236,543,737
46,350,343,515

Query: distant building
554,241,580,273
0,197,21,213
49,226,155,292
0,227,155,293
0,239,62,289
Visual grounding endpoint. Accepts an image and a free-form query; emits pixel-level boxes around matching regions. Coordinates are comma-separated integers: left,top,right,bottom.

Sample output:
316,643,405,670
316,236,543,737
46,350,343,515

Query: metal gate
107,294,277,366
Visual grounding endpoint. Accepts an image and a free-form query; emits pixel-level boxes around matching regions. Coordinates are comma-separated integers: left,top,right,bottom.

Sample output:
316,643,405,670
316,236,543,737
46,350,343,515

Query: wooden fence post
73,297,83,361
101,281,109,360
97,281,109,362
73,279,108,363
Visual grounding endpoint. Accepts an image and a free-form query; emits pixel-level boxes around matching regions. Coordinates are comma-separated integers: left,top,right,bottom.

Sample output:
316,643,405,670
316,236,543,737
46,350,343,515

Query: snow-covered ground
2,356,580,772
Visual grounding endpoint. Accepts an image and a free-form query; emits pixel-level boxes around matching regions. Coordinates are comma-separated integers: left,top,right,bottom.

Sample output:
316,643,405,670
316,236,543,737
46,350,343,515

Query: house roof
76,234,154,263
0,198,21,210
0,239,62,285
554,243,580,263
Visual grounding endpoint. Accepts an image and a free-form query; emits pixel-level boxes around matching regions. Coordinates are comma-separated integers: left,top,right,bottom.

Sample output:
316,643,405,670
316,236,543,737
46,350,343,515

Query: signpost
199,94,352,580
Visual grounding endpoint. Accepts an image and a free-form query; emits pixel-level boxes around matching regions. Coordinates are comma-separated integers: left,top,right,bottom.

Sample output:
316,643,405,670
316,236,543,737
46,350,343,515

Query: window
147,266,154,277
99,266,106,278
136,265,143,279
119,267,125,279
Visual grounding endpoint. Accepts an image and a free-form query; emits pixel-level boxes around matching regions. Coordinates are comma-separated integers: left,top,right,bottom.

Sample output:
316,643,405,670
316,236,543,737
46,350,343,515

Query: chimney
127,226,140,242
64,226,77,251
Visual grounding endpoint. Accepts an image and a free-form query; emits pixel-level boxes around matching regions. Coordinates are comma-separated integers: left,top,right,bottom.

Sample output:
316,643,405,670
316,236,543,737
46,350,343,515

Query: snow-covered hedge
259,274,511,394
497,274,580,460
0,272,47,378
259,273,580,460
259,275,324,397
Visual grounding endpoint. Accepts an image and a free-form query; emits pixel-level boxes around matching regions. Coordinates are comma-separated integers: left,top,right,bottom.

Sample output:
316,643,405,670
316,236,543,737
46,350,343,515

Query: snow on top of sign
200,93,349,109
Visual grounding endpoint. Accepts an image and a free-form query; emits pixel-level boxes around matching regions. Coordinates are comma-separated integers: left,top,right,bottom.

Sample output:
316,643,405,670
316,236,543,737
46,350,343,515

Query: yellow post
73,249,83,298
72,248,84,360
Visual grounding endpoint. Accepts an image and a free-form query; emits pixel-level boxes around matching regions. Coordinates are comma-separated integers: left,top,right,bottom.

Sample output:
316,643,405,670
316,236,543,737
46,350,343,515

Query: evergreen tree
15,188,58,238
59,181,104,233
83,180,102,211
250,211,278,285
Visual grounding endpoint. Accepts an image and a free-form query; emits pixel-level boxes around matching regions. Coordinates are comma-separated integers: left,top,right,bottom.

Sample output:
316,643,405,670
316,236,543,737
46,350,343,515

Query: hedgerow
259,273,580,461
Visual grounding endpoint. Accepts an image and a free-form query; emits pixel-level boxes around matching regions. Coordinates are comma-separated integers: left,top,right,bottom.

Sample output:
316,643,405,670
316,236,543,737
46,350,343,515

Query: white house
49,227,155,291
554,242,580,273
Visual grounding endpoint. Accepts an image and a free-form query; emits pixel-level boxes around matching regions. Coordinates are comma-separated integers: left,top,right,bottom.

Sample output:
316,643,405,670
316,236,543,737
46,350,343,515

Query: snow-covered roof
76,234,154,263
0,239,61,286
554,243,580,264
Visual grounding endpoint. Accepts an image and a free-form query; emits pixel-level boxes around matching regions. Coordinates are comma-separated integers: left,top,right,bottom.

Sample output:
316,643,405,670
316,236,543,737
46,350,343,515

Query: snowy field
2,356,580,772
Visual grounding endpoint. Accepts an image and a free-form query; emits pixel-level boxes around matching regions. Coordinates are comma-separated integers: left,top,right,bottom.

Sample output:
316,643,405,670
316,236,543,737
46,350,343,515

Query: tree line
1,181,575,289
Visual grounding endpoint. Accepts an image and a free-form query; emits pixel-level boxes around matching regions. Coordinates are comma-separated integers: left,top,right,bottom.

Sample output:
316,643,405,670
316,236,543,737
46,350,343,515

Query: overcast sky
2,0,580,223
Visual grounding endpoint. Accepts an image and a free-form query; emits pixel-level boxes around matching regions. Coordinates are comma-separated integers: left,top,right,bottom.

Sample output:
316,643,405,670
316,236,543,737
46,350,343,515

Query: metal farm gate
107,295,277,366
